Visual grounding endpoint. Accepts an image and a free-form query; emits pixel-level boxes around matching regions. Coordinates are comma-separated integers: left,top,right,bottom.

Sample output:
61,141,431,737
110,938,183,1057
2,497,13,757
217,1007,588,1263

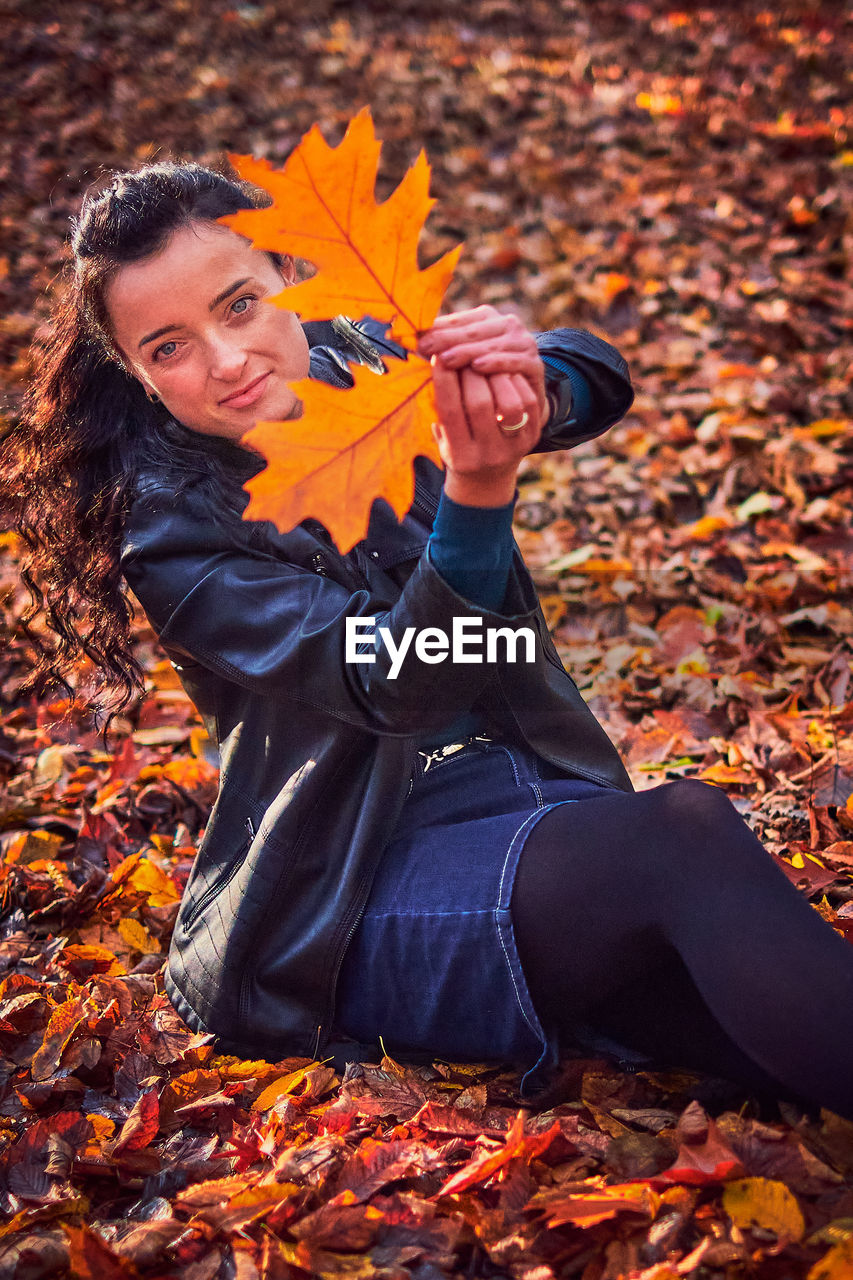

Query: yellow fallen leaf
695,763,755,785
252,1064,317,1111
723,1177,805,1241
4,830,66,864
685,514,733,540
803,419,848,438
127,855,182,906
117,917,160,955
808,1238,853,1280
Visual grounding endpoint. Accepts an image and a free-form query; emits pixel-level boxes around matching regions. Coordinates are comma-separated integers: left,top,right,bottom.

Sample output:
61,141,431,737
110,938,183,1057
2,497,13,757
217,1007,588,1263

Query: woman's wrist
443,468,518,507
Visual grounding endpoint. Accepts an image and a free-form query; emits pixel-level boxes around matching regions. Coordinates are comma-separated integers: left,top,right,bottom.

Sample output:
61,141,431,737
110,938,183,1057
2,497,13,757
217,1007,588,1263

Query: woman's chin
243,394,303,428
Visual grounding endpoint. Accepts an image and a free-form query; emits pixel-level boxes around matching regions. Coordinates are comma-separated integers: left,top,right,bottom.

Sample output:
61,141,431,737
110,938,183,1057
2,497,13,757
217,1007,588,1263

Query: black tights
510,778,853,1119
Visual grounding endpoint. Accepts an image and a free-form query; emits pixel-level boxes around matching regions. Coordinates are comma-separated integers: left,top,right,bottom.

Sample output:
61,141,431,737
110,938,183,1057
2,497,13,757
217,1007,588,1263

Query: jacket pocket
182,815,256,929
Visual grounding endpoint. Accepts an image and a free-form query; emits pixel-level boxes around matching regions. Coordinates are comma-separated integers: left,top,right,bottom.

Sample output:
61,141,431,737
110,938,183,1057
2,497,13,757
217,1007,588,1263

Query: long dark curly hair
3,160,284,738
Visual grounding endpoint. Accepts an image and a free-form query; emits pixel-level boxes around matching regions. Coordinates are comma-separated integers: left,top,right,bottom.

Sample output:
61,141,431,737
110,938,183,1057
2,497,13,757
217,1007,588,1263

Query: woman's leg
510,778,853,1119
578,947,798,1102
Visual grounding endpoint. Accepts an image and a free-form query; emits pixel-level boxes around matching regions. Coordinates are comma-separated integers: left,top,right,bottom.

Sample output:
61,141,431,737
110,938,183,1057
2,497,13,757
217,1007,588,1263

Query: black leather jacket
119,318,635,1069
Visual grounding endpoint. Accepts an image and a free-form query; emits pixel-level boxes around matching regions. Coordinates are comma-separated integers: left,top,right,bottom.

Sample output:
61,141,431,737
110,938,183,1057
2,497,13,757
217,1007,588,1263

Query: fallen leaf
723,1176,805,1241
536,1180,661,1229
808,1238,853,1280
438,1110,559,1196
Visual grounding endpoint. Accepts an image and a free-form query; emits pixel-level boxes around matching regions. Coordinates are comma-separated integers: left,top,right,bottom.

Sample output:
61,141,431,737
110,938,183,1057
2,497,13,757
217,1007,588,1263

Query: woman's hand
417,306,548,506
427,356,542,506
417,305,549,432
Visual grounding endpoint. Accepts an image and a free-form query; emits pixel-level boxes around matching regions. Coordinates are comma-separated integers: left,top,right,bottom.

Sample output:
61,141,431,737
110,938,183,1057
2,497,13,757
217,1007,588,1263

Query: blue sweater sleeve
426,487,517,612
540,355,593,432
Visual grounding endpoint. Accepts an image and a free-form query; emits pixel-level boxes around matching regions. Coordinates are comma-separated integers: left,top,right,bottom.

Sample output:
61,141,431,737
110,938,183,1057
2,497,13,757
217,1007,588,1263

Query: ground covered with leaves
2,1,852,1276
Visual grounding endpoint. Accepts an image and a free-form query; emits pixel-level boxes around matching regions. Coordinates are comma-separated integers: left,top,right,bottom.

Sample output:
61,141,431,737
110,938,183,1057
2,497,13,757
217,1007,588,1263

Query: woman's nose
207,333,247,381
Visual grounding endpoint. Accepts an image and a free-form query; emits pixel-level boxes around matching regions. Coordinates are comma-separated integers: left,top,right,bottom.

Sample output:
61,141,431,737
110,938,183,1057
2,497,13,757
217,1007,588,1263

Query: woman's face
104,219,311,441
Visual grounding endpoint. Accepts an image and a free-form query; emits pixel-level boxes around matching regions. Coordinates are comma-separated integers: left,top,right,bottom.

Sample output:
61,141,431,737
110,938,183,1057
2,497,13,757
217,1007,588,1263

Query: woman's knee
642,778,761,876
648,778,742,831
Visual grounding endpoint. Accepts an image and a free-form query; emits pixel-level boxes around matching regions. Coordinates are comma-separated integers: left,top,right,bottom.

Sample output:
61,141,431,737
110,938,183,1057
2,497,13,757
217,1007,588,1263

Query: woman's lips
219,372,271,409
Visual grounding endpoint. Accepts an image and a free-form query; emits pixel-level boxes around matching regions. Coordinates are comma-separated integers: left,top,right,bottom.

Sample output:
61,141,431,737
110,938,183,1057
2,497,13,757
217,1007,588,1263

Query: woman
10,160,853,1120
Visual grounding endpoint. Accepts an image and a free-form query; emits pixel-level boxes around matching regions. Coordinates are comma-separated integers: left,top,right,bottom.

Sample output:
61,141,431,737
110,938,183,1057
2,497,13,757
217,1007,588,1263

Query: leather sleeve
120,481,544,737
533,327,634,453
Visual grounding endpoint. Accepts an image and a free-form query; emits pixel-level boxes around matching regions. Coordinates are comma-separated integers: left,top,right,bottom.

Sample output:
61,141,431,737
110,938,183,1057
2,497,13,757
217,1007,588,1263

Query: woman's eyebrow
138,278,253,349
208,277,252,311
139,323,180,350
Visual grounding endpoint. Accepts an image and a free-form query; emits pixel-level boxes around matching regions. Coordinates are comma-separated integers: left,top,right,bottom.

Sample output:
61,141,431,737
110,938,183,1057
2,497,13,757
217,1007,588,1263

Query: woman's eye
231,295,255,316
154,340,178,361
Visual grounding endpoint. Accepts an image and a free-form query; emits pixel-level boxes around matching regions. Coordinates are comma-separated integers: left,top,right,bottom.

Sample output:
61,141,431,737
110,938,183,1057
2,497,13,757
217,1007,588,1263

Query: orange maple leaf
215,107,458,551
240,354,441,553
223,106,462,348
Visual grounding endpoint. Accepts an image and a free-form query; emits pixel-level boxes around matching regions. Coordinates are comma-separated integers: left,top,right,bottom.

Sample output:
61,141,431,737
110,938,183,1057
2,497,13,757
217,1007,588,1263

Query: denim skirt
332,734,616,1097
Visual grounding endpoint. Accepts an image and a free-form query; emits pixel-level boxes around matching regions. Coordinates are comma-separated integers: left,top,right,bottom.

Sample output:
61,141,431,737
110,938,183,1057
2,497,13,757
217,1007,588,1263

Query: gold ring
498,411,529,434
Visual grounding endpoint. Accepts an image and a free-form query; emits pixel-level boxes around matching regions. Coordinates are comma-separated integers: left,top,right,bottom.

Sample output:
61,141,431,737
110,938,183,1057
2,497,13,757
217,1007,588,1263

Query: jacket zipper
183,816,255,928
412,487,438,522
316,880,371,1061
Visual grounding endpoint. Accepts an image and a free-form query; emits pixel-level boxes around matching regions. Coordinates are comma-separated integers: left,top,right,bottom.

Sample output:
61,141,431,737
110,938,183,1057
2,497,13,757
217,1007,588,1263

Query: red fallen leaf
219,1121,270,1173
437,1110,561,1197
75,808,125,870
0,988,53,1038
106,736,142,785
158,1068,222,1128
330,1059,429,1122
178,1175,301,1233
769,849,839,896
317,1092,361,1135
716,1112,842,1196
822,842,853,871
649,1117,743,1187
0,1229,70,1277
289,1195,386,1250
369,1189,465,1262
6,1162,54,1204
0,1197,90,1243
50,943,125,981
102,852,146,896
8,1113,92,1168
0,972,44,1005
171,1088,241,1122
111,1219,186,1269
16,1075,87,1111
332,1137,444,1202
108,1088,160,1156
273,1133,350,1187
136,995,213,1065
809,803,842,850
62,1222,142,1279
412,1100,514,1139
29,992,94,1081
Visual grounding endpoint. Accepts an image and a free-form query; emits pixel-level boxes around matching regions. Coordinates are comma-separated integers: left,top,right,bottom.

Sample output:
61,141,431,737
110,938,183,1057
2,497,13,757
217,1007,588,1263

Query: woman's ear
279,254,299,287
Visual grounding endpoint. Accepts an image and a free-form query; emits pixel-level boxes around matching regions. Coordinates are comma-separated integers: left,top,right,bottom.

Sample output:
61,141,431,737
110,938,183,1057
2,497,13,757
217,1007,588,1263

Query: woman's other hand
418,306,547,506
